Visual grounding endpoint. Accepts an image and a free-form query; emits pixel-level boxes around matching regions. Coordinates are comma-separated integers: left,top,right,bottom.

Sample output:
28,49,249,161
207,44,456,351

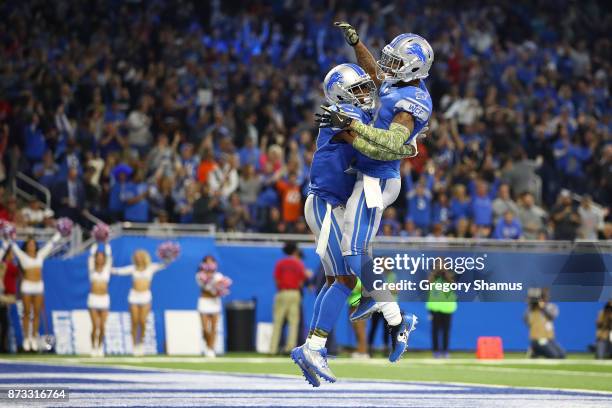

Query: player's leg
342,176,417,361
303,194,335,339
342,177,400,323
311,201,355,344
372,177,418,361
293,195,349,384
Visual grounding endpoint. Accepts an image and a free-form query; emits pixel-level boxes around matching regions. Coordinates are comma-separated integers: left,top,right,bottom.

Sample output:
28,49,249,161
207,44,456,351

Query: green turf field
6,352,612,393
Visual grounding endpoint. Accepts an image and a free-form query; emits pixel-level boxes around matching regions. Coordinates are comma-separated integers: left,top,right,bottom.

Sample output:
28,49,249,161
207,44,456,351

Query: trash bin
225,299,256,352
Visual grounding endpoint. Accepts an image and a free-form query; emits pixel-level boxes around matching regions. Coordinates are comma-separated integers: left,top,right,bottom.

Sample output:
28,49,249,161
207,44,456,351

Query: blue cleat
388,313,418,363
349,297,380,322
291,345,336,384
290,345,321,387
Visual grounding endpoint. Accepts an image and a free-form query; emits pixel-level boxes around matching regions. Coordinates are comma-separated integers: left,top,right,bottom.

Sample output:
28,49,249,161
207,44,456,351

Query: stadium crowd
0,0,610,240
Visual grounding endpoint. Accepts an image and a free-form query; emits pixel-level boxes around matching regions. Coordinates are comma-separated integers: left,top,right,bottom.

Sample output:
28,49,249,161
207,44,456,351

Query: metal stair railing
13,172,52,207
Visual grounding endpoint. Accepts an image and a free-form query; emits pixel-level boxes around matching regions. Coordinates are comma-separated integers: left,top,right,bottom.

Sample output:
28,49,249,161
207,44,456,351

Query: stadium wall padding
25,236,605,353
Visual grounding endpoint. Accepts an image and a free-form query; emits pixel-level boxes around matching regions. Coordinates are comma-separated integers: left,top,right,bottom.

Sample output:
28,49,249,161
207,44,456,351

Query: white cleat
135,344,145,356
22,337,31,352
30,337,39,352
296,346,336,383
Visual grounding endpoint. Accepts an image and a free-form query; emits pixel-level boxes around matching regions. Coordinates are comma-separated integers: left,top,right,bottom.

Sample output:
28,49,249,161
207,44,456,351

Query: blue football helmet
323,63,377,111
377,33,434,84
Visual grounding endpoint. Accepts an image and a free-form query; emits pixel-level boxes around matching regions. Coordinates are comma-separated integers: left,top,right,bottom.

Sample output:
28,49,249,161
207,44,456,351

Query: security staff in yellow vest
426,260,457,358
524,288,565,358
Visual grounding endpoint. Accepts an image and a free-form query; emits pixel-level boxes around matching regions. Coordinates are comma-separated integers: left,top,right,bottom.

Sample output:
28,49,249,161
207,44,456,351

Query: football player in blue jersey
313,23,434,364
291,63,418,387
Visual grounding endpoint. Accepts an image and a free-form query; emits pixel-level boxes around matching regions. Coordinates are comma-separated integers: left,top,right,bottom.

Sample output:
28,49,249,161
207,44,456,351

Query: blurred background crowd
0,0,610,240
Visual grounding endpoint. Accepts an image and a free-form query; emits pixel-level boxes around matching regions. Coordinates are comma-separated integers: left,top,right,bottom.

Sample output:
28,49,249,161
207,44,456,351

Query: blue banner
10,237,607,353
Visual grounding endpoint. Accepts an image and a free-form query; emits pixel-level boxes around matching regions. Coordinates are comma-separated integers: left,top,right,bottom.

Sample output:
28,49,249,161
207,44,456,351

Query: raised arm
335,22,382,88
104,244,113,270
111,264,135,275
38,232,62,260
149,262,167,275
10,241,29,265
87,244,97,272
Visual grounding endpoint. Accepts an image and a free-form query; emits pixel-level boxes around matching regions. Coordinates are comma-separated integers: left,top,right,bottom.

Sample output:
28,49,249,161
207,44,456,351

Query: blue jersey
354,80,432,179
308,104,371,206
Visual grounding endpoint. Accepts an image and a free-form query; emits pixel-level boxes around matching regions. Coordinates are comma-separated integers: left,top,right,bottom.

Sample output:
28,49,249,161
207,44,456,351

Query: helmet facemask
376,45,405,83
338,77,377,111
377,40,432,84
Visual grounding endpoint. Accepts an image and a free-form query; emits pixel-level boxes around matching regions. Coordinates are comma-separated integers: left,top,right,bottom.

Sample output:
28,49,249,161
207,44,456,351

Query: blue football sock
308,283,330,335
345,254,375,292
314,281,352,333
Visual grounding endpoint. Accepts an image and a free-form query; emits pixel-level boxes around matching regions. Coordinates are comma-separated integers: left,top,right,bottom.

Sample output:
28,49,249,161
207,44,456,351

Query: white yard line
4,356,612,365
2,358,612,398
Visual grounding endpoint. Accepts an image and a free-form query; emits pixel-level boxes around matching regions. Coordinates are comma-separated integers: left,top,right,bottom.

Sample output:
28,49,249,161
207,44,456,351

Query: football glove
334,22,359,46
315,106,354,129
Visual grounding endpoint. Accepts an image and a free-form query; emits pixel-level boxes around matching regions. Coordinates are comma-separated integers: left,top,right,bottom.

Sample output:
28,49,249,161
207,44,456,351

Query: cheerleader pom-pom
196,270,213,287
56,217,74,237
92,223,110,242
214,276,233,297
157,241,181,262
1,221,16,241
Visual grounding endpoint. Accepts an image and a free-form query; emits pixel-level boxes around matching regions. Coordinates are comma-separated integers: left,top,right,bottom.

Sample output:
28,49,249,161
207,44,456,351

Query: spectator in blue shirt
450,184,470,226
104,101,126,125
494,210,523,240
380,207,401,237
180,143,200,179
120,170,150,223
109,164,132,221
405,170,433,233
471,180,493,227
432,192,451,233
24,114,47,163
238,135,261,171
32,150,59,188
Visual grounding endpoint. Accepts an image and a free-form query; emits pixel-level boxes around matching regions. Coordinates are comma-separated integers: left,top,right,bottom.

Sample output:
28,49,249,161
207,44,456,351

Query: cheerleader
196,255,231,357
10,232,61,351
87,242,112,357
112,250,169,356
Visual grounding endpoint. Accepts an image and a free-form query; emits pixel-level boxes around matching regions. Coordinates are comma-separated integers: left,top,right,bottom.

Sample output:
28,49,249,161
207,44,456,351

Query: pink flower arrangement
157,241,180,262
56,218,74,237
92,223,110,242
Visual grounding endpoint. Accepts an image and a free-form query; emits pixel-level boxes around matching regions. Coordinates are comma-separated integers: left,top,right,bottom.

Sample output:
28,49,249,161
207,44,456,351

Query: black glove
315,106,353,129
334,21,359,46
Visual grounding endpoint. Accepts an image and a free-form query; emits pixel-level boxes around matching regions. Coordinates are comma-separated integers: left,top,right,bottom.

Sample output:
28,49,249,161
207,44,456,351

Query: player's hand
417,125,430,139
334,21,359,46
315,106,353,129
